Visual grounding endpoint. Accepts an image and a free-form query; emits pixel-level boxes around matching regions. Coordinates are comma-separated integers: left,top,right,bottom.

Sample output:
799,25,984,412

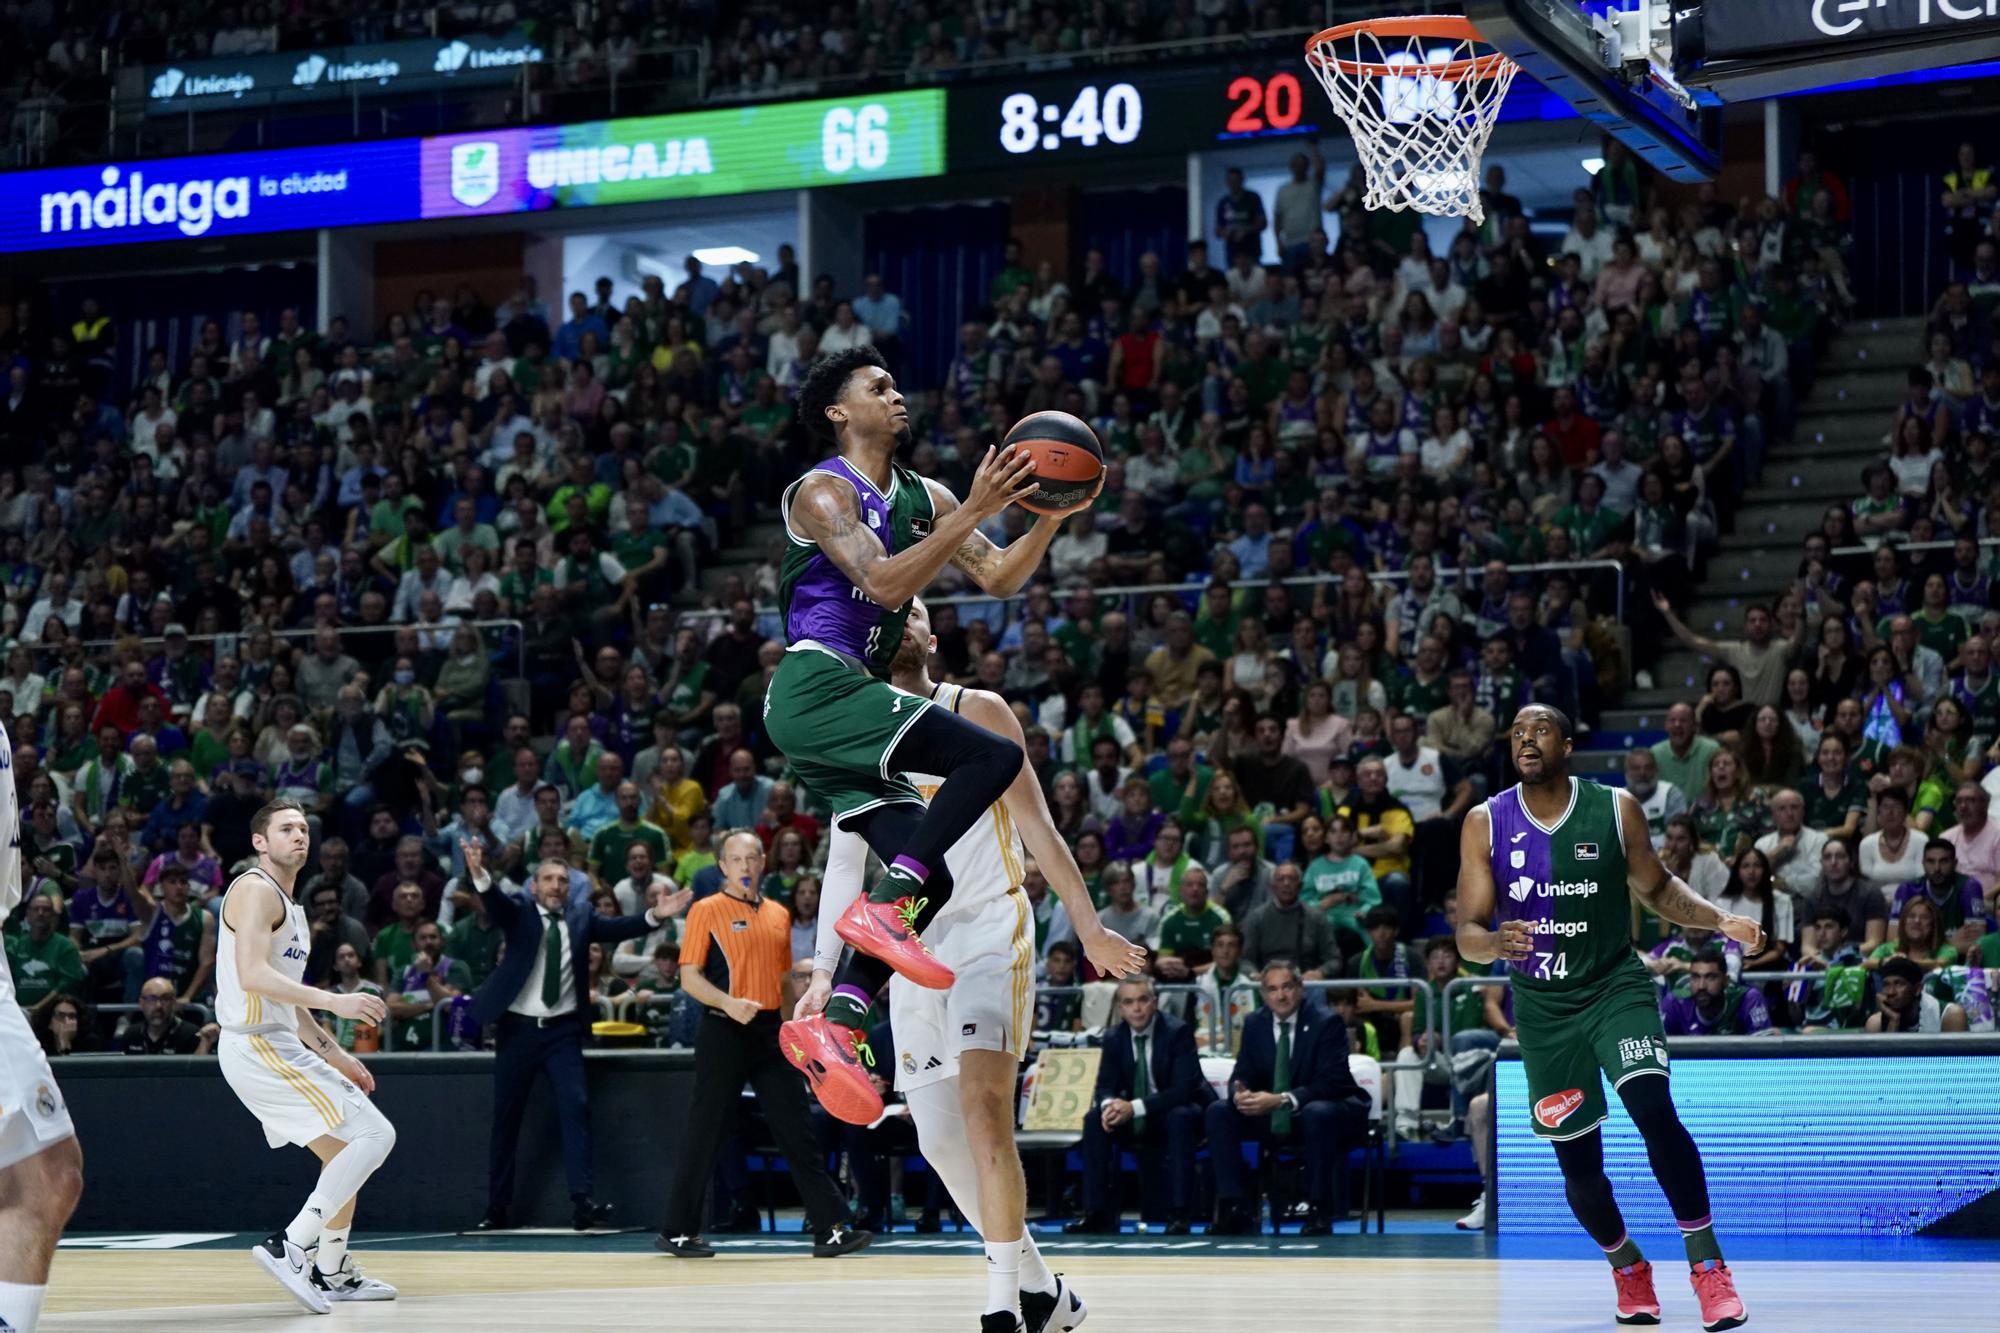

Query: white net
1306,18,1520,225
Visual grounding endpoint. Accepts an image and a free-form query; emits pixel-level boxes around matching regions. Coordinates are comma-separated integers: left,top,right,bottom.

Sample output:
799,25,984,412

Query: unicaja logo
39,165,253,238
151,68,185,99
1507,875,1534,903
293,55,327,86
434,40,470,73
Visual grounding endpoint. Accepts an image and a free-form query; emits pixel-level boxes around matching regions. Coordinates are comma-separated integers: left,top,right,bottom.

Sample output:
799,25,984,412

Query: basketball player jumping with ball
767,346,1129,1108
1457,705,1757,1330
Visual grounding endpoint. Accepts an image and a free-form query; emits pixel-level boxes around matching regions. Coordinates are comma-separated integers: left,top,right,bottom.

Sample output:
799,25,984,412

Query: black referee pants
661,1009,851,1237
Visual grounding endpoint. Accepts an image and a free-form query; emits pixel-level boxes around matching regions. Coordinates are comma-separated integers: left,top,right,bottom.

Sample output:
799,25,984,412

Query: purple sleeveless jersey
779,456,911,665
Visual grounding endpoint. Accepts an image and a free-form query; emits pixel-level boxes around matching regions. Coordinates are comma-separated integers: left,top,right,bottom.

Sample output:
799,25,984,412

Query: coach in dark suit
1067,976,1213,1234
1206,961,1369,1234
462,840,684,1231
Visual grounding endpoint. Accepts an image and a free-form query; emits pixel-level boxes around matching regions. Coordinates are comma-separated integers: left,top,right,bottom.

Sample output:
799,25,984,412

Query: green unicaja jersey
777,456,937,677
1486,777,1634,991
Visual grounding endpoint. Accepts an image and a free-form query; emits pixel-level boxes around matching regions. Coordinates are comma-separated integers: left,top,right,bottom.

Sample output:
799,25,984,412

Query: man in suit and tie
1206,961,1370,1234
462,839,688,1231
1067,975,1213,1234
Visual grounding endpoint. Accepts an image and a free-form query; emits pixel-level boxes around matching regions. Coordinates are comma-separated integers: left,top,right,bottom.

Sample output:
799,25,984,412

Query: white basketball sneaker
251,1231,331,1314
1455,1193,1487,1231
312,1255,399,1301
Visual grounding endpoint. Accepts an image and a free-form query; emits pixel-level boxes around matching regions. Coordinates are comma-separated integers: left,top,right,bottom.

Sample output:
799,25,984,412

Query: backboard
1467,0,2000,181
1464,0,1719,182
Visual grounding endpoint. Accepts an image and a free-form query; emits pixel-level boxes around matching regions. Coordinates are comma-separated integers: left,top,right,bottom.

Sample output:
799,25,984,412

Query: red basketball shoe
1690,1260,1747,1331
1612,1260,1661,1325
780,1014,884,1126
834,894,955,989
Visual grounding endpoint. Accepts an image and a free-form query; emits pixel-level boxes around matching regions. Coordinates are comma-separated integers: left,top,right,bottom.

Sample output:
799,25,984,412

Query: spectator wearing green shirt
1152,864,1231,978
988,236,1033,307
445,888,505,991
498,539,555,614
609,496,672,607
434,496,500,574
368,880,429,988
589,782,671,881
1302,814,1381,957
1892,574,1973,666
1149,737,1214,818
1551,473,1626,558
547,453,613,530
1651,703,1722,805
6,893,85,1016
673,811,718,888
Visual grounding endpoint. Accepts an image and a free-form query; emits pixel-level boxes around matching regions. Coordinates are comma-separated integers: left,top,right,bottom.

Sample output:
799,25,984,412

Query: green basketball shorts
1510,957,1670,1141
763,645,932,824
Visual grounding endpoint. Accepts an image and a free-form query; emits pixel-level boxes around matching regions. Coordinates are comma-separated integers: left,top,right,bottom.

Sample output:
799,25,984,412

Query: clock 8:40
999,84,1144,155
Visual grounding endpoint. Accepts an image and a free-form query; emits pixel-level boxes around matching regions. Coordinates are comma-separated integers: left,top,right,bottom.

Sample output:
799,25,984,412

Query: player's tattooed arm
927,454,1098,598
794,468,991,610
1618,791,1767,950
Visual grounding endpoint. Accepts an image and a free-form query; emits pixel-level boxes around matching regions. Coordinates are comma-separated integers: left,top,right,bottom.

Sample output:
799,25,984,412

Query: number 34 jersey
1485,777,1633,992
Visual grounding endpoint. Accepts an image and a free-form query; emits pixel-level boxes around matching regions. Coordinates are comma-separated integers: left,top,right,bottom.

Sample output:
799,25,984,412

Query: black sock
1552,1129,1642,1267
1619,1074,1722,1265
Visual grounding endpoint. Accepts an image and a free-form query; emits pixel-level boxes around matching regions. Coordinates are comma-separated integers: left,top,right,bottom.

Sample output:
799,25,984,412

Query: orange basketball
1003,411,1105,515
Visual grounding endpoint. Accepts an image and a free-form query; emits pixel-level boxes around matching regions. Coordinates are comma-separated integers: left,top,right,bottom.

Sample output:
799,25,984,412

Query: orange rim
1305,15,1514,84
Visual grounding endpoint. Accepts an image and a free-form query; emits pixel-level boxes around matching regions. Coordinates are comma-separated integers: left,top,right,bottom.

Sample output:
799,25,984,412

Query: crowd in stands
5,119,1999,1124
8,0,1348,163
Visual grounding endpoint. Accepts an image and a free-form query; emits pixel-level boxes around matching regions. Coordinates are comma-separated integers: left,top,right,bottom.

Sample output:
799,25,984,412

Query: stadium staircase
1582,314,1926,775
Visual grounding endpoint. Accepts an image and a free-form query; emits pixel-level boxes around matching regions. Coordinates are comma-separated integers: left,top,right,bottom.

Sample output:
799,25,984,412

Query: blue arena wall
1495,1036,2000,1237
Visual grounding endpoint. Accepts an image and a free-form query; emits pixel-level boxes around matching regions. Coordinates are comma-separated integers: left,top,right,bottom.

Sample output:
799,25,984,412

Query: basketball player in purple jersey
764,347,1122,1111
1458,705,1759,1330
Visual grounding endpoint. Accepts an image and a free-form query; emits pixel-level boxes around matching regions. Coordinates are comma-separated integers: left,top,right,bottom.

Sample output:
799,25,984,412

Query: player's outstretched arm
795,447,1036,611
1455,806,1531,967
223,879,386,1024
957,688,1144,978
1617,791,1765,953
932,470,1105,599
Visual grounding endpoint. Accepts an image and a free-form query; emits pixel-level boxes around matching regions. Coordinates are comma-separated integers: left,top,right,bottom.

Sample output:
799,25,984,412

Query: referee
656,830,871,1259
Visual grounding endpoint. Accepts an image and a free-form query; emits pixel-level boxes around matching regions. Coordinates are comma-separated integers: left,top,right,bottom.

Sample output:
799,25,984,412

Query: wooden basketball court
40,1230,1996,1330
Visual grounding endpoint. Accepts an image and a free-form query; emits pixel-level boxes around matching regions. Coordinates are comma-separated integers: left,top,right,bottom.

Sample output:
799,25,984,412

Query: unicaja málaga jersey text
1486,777,1632,990
215,867,309,1033
778,456,936,674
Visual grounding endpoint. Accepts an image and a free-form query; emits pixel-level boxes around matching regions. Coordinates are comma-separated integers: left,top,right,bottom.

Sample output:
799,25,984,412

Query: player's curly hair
796,346,890,442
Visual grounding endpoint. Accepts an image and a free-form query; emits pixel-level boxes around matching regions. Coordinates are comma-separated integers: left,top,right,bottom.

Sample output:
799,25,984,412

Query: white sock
0,1280,47,1333
1018,1235,1056,1295
983,1238,1022,1318
284,1203,326,1251
315,1225,351,1275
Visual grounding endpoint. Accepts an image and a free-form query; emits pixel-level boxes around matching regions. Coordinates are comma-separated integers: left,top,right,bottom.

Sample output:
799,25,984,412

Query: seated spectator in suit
1205,961,1369,1234
1067,976,1212,1234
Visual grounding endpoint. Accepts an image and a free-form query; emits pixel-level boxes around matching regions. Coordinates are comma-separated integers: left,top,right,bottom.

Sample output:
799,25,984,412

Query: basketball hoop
1304,15,1520,225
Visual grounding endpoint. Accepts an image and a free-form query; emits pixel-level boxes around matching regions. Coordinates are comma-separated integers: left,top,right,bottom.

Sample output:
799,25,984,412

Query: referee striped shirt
679,889,793,1013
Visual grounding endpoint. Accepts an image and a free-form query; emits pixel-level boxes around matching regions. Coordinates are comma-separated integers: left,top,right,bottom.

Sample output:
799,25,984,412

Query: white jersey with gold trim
215,866,309,1034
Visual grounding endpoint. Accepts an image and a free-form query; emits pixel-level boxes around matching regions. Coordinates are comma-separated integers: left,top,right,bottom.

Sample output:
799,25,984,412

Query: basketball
1003,411,1105,515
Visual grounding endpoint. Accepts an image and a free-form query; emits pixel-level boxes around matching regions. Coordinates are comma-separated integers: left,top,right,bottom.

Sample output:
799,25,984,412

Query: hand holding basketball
1003,411,1106,516
964,445,1040,519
